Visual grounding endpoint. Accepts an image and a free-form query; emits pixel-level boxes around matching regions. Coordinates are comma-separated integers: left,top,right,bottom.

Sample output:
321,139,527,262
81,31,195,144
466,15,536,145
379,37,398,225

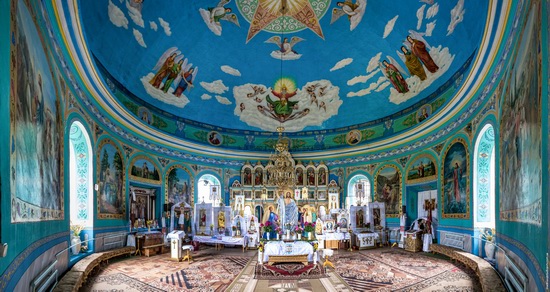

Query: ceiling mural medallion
236,0,331,42
234,77,343,131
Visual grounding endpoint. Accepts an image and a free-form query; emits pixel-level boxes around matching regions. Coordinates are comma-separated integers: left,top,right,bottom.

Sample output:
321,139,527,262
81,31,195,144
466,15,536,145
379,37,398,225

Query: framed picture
231,190,241,200
294,189,301,200
324,220,335,232
255,190,262,199
244,190,252,200
318,190,327,200
267,190,275,199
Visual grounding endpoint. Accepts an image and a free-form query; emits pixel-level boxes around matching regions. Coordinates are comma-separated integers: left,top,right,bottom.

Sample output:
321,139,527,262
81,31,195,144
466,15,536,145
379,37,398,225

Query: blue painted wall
0,0,547,291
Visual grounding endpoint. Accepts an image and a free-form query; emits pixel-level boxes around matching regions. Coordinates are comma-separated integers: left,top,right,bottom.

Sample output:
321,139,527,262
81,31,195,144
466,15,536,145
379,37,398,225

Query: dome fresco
80,0,489,138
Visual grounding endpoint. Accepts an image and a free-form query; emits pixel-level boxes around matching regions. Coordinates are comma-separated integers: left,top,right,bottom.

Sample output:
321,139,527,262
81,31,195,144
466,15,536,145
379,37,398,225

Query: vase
307,232,314,240
484,241,496,260
297,234,302,240
266,232,270,240
276,233,280,240
71,235,81,255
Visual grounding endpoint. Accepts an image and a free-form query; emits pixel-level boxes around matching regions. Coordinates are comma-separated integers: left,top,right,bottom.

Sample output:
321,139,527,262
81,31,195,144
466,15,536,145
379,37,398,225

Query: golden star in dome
246,0,324,43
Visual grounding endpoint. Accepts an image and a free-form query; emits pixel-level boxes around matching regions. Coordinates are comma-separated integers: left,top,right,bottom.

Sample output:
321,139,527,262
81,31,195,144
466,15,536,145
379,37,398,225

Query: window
346,174,371,208
473,124,495,229
197,174,221,205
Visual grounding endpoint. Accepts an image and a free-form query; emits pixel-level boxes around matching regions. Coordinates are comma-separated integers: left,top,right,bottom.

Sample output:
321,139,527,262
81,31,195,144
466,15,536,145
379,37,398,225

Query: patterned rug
254,262,327,280
82,247,252,292
334,248,482,291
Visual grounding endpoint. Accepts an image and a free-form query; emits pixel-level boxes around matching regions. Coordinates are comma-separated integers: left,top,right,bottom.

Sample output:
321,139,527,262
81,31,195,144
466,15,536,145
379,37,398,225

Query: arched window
197,174,221,205
69,121,93,231
473,124,495,229
346,174,371,208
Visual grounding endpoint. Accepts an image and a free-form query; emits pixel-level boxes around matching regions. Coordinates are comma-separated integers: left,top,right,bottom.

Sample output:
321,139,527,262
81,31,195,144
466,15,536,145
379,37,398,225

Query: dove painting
264,36,305,61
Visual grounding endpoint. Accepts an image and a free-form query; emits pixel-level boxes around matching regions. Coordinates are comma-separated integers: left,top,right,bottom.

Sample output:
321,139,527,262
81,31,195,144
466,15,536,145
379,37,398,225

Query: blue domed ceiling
80,0,488,134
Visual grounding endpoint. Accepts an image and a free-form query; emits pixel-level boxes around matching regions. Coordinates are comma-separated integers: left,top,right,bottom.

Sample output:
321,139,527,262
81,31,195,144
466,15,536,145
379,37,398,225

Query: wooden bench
430,244,505,292
141,243,169,257
53,246,135,292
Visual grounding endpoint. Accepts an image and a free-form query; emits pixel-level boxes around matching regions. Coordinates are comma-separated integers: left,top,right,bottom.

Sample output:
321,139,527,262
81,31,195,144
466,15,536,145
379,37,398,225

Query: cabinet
404,231,423,252
325,239,339,249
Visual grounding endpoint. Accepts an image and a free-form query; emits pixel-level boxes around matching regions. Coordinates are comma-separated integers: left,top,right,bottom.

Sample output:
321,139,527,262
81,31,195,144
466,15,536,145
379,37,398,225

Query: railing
30,259,58,292
504,254,527,292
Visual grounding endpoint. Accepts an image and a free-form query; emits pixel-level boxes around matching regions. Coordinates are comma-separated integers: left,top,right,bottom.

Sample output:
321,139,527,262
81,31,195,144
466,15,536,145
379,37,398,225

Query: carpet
83,247,252,292
254,262,327,280
334,248,482,291
81,273,164,292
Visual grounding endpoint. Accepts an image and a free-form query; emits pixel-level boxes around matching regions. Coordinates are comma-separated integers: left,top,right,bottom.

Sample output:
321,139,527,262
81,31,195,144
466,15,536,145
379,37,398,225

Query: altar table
352,232,379,249
262,241,317,264
194,235,248,252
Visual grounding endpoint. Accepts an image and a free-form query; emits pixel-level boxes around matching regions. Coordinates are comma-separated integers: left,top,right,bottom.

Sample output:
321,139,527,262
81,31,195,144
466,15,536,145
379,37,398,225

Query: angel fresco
199,0,240,36
406,34,439,73
330,0,367,31
149,47,188,90
173,66,198,97
397,46,427,81
264,36,305,61
380,59,409,93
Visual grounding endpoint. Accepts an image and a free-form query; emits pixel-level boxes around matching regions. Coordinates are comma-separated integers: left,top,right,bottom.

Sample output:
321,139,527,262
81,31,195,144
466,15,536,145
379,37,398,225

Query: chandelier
267,126,296,189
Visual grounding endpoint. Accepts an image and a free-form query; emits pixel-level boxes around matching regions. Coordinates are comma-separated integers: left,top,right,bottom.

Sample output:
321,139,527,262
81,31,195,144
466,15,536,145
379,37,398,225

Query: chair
322,249,334,269
181,245,194,263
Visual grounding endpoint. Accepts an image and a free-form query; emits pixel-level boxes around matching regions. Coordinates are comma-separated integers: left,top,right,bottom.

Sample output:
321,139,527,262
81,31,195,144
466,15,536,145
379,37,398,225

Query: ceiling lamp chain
267,126,296,189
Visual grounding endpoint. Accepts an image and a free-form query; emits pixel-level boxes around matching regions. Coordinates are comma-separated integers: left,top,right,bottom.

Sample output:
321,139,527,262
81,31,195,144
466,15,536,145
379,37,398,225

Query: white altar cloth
263,241,316,262
194,235,247,247
320,232,350,240
353,232,379,249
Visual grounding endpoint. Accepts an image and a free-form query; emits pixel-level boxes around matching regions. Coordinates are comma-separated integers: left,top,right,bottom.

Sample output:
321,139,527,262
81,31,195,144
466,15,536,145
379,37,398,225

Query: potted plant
304,222,315,240
481,228,496,260
263,221,274,240
70,223,84,255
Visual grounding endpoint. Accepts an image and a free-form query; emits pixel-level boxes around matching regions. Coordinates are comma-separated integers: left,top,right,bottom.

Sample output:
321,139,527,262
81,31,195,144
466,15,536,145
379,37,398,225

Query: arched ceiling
79,0,490,137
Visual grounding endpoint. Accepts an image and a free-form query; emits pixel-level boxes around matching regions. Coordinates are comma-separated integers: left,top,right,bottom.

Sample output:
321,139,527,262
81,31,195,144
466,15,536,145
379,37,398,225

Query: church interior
0,0,548,291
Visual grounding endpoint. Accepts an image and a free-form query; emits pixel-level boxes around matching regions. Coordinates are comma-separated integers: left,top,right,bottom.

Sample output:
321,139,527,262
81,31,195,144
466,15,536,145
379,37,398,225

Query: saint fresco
166,165,193,206
10,1,63,222
441,139,469,219
499,4,542,225
406,154,437,183
97,140,125,218
374,165,401,217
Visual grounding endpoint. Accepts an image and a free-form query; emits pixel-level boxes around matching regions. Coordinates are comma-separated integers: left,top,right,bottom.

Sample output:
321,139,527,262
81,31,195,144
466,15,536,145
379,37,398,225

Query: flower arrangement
70,223,84,237
294,226,304,233
481,228,496,243
232,226,237,231
304,222,315,233
275,226,283,235
146,220,153,228
263,221,274,233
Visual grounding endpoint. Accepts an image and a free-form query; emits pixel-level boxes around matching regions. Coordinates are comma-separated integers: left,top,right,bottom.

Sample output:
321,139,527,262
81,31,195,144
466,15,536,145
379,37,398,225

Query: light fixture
267,126,296,189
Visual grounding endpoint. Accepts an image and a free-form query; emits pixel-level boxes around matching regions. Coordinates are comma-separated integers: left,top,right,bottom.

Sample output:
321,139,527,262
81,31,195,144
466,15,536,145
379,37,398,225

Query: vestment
384,63,409,93
174,71,193,97
409,38,439,73
404,51,427,80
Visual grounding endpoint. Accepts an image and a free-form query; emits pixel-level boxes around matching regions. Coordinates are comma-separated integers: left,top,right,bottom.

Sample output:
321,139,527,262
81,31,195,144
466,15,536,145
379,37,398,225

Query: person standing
407,36,439,73
452,162,462,202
